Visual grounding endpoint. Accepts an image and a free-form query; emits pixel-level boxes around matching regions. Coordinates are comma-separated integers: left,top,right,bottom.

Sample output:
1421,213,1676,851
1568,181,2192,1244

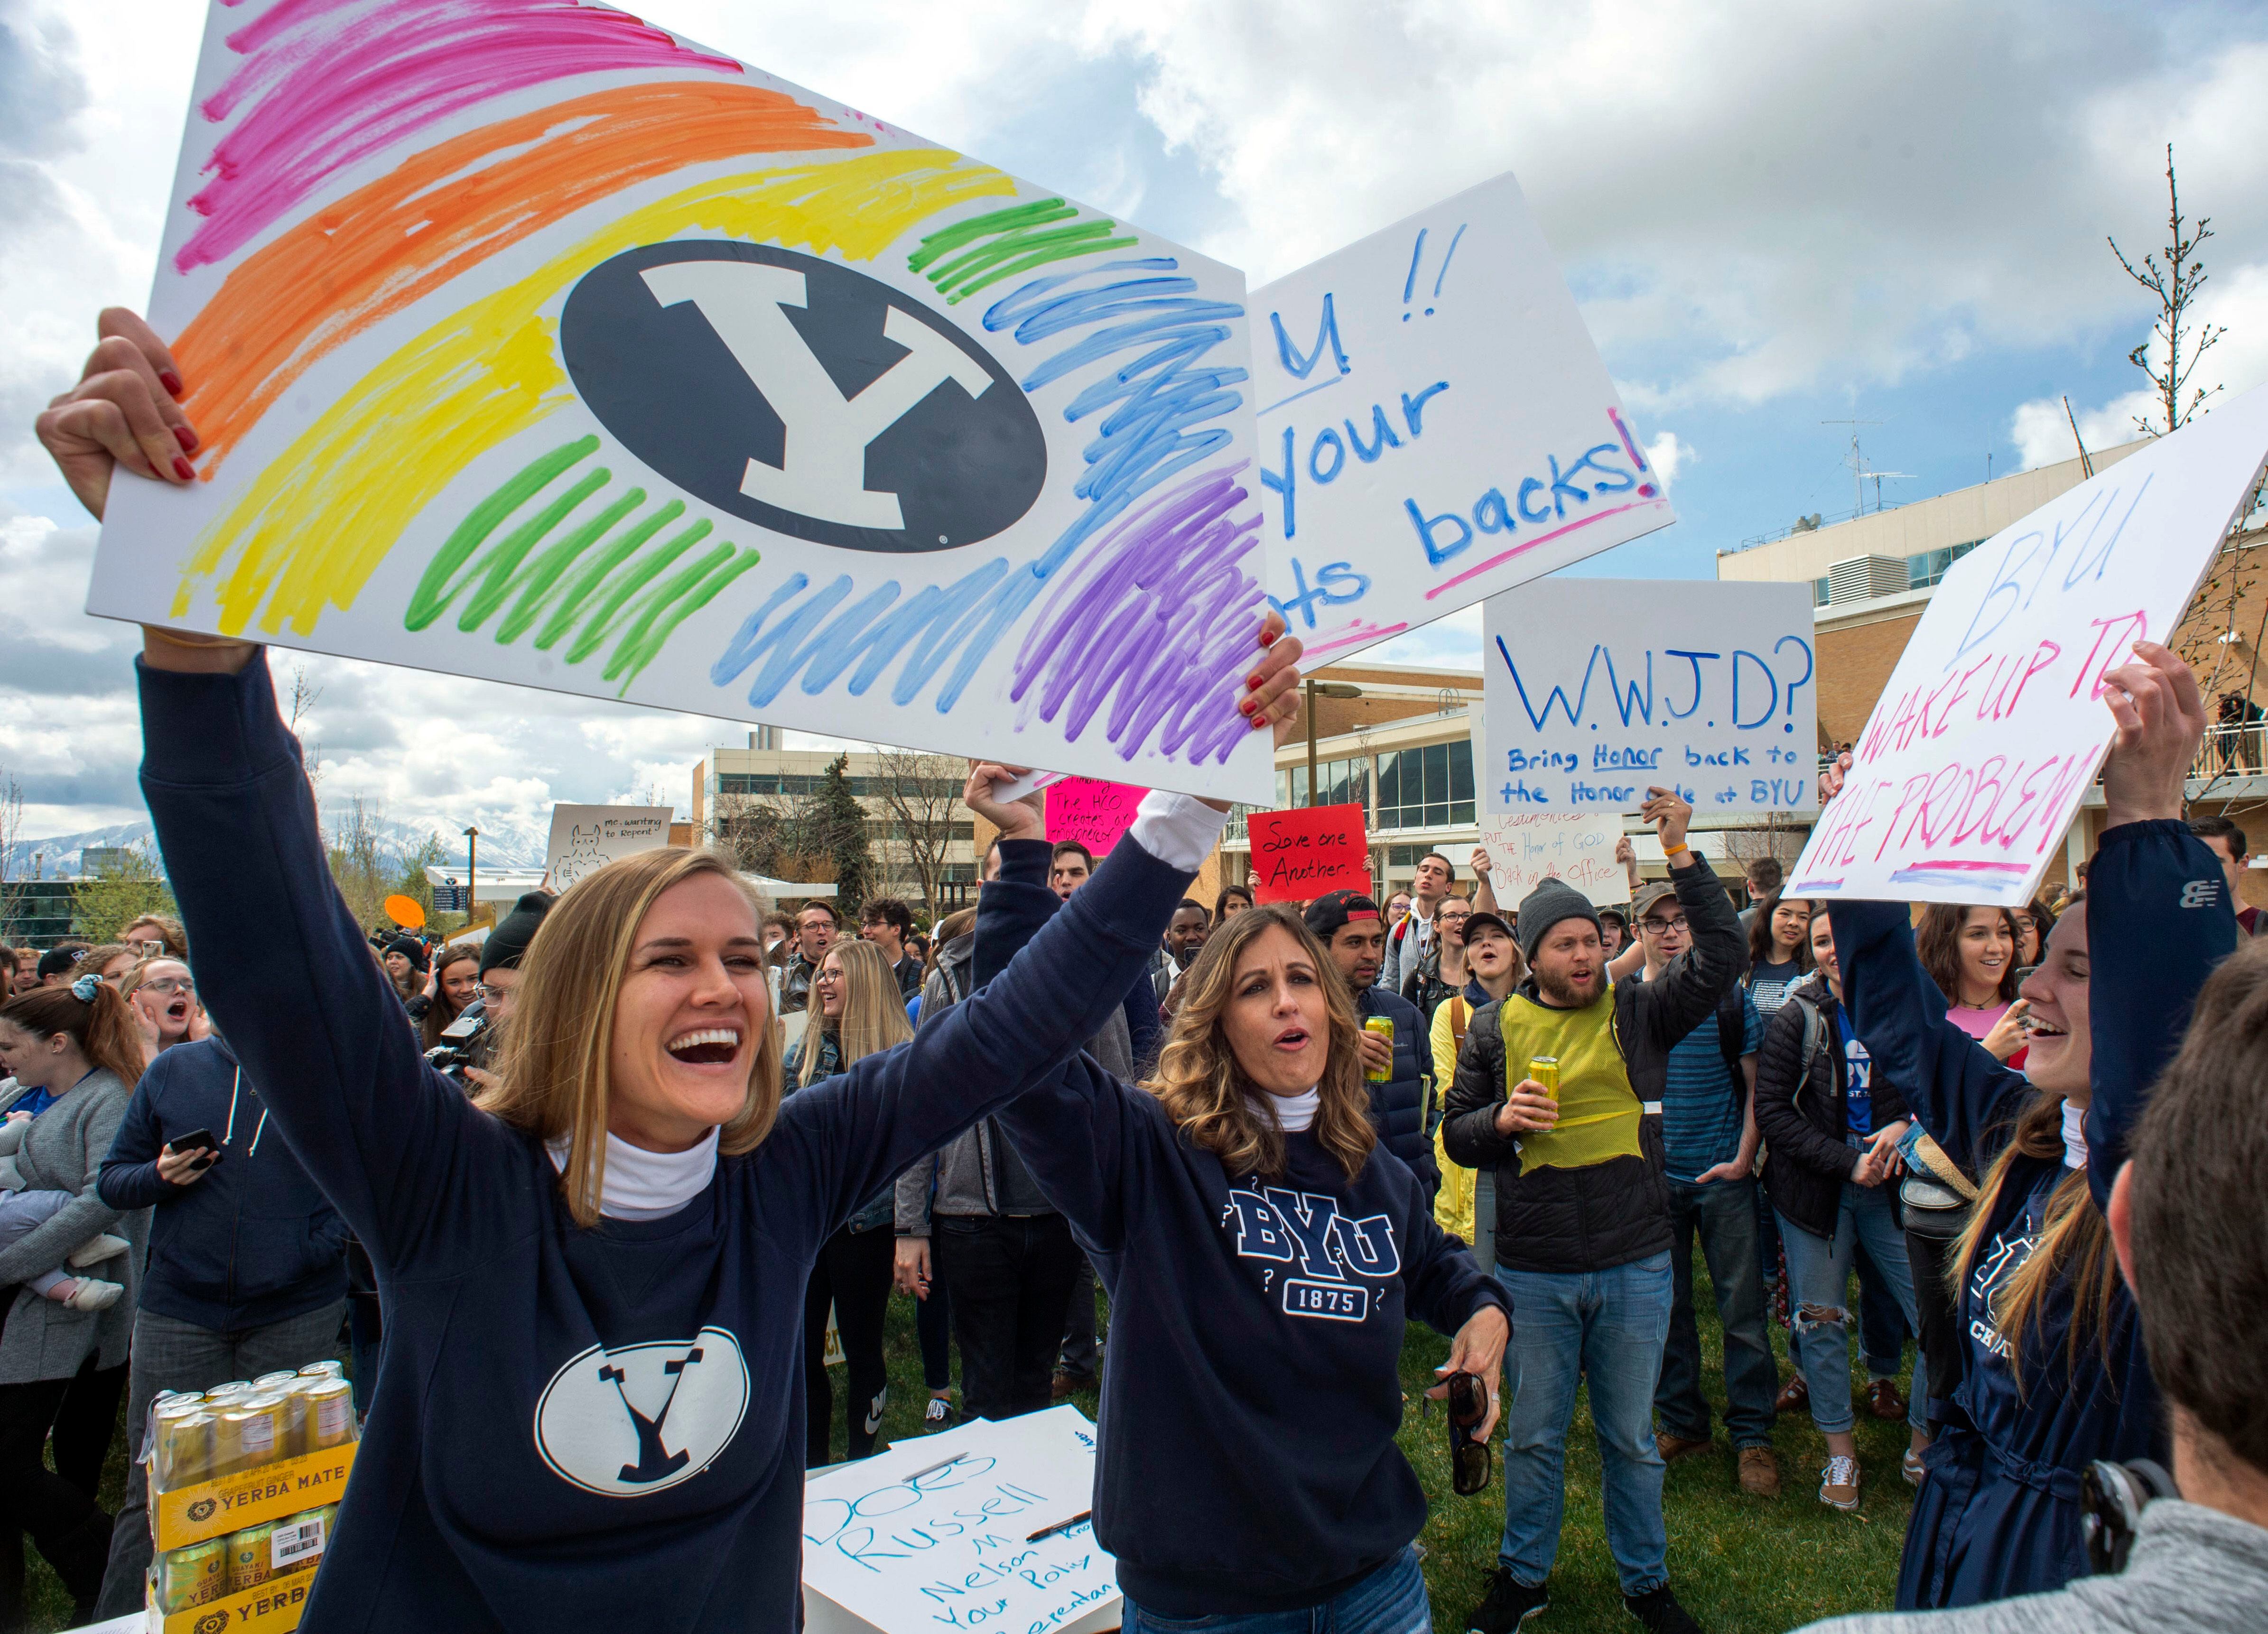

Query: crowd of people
0,308,2262,1634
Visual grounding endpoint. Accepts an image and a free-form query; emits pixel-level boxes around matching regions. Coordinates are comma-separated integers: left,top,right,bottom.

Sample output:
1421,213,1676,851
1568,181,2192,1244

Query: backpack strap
1448,996,1469,1052
1796,992,1828,1091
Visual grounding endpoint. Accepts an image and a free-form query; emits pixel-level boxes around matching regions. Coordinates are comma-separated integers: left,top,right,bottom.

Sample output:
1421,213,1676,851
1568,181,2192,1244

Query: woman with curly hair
971,784,1510,1632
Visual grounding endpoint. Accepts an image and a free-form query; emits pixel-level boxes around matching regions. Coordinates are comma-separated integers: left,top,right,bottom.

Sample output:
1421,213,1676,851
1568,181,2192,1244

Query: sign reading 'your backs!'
89,0,1274,803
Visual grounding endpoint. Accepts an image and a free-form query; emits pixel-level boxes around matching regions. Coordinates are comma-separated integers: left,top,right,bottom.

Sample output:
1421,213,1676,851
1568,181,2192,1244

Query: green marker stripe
404,436,598,630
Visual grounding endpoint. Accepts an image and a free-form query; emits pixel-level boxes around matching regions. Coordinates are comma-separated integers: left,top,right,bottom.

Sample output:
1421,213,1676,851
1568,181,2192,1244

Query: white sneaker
68,1233,132,1268
1820,1455,1861,1512
59,1278,125,1312
1903,1446,1927,1486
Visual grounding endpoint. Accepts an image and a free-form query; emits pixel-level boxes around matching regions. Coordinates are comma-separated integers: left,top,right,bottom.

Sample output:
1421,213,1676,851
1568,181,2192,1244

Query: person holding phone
91,1029,352,1615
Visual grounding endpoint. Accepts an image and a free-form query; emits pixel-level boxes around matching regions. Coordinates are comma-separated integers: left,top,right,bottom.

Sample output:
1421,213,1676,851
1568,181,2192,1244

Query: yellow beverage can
217,1400,283,1476
252,1370,301,1392
157,1540,228,1612
1528,1056,1561,1100
297,1360,345,1381
272,1505,336,1575
226,1522,275,1592
155,1409,214,1493
304,1378,357,1449
1363,1015,1395,1082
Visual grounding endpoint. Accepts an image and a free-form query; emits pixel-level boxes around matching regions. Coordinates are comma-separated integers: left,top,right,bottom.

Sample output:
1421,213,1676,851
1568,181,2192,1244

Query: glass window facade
1376,740,1474,830
1905,540,1979,590
1276,756,1370,813
1812,575,1831,606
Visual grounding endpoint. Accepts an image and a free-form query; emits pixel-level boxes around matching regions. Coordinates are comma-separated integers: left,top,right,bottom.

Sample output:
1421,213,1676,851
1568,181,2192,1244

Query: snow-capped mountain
8,812,551,879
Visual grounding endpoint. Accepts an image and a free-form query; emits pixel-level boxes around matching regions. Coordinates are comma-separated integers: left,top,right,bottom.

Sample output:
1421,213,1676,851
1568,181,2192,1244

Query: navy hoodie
978,842,1507,1616
136,655,1199,1634
1832,819,2235,1608
99,1034,349,1334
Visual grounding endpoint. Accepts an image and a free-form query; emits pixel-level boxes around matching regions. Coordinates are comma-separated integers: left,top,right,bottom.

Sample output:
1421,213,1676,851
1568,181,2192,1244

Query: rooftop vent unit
1826,555,1910,604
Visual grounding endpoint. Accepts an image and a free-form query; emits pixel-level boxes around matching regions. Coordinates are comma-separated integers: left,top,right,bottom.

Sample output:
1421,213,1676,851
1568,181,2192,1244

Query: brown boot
1738,1447,1781,1497
1775,1373,1809,1415
1868,1378,1908,1421
1655,1430,1711,1463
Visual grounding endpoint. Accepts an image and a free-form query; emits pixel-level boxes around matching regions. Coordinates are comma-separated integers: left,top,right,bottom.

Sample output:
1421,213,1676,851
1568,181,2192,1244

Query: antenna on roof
2061,396,2095,478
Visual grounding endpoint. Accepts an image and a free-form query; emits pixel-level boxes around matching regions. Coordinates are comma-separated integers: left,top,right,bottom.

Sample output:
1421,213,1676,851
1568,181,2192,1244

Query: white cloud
1643,431,1692,488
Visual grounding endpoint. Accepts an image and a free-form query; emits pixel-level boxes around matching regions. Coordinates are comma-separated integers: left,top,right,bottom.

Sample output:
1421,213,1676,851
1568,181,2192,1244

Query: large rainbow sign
91,0,1273,800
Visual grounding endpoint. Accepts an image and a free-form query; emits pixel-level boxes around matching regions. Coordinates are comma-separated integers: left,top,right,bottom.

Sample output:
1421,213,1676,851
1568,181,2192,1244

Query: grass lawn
23,1263,1915,1633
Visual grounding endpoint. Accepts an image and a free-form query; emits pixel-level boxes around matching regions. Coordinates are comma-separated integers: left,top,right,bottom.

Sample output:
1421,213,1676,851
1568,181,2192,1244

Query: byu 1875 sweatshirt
976,842,1508,1616
136,655,1203,1634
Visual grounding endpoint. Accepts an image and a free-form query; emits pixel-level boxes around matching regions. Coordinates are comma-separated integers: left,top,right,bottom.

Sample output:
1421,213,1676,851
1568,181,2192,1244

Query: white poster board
1250,172,1675,666
802,1404,1115,1634
1479,811,1631,907
544,804,671,891
1483,580,1818,815
1791,385,2268,906
87,0,1273,804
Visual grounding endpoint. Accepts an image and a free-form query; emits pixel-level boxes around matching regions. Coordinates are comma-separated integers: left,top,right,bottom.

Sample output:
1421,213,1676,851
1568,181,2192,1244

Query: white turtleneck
2061,1100,2088,1171
1253,1087,1320,1132
547,1125,720,1220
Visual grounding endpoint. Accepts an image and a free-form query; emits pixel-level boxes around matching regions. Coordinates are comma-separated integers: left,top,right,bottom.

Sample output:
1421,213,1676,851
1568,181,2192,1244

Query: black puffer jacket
1752,973,1911,1240
1355,983,1439,1198
1442,856,1747,1274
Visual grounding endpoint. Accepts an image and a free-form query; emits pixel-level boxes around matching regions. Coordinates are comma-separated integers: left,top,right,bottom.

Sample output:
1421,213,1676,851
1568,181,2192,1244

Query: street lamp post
463,826,480,926
1304,679,1365,806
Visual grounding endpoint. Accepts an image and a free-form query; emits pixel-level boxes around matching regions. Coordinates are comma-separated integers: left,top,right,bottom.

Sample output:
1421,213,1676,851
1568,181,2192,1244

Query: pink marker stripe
1423,498,1668,601
1301,621,1410,660
182,0,743,270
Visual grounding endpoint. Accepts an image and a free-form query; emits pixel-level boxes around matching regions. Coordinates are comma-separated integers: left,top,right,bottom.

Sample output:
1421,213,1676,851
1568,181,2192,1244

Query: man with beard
1445,788,1746,1634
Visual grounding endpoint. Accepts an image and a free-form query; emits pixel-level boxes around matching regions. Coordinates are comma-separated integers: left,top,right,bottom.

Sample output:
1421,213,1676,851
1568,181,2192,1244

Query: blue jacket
99,1035,349,1335
981,842,1505,1616
135,655,1196,1634
1354,984,1439,1197
1832,819,2235,1609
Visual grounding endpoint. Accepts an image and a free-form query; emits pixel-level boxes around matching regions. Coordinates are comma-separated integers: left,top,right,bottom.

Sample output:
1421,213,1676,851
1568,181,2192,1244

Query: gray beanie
1516,877,1602,964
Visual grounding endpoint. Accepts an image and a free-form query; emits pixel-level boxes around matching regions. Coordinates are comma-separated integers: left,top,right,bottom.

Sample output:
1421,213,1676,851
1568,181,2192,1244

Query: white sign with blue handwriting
801,1403,1115,1634
1249,172,1675,666
1483,579,1818,814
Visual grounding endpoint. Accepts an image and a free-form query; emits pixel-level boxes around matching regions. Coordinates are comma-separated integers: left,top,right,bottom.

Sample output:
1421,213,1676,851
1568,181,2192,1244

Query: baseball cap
1303,890,1381,941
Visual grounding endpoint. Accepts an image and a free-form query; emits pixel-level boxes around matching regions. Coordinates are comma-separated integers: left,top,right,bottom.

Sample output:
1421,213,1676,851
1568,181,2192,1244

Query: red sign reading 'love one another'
1247,803,1371,903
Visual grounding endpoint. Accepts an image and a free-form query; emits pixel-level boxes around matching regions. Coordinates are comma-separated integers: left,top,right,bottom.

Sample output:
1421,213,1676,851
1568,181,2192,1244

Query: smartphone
167,1128,221,1169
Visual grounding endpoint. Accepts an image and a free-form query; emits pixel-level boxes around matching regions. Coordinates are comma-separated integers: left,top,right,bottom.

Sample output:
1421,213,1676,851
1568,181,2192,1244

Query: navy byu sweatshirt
99,1034,349,1333
136,656,1199,1634
977,841,1508,1616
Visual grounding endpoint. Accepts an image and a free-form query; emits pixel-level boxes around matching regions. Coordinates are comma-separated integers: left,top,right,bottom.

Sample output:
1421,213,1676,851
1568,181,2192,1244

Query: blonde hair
1949,1087,2119,1394
1146,906,1377,1180
798,938,912,1088
474,848,785,1227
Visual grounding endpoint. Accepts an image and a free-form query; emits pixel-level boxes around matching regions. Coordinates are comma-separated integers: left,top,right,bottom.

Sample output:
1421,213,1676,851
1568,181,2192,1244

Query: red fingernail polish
1258,629,1277,646
1250,714,1268,730
1246,674,1263,690
159,371,184,398
174,425,197,452
172,455,195,481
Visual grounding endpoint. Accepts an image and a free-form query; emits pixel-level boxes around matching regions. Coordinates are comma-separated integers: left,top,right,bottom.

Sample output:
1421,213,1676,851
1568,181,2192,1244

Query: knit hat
382,935,429,975
1515,877,1602,964
480,891,556,977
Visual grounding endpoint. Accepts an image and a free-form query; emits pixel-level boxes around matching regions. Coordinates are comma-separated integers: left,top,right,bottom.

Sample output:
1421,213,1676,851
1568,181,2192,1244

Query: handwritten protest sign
1250,172,1675,667
545,804,671,892
1483,580,1818,815
802,1405,1116,1634
1046,777,1147,858
1247,804,1371,902
1791,384,2268,906
86,0,1273,803
1479,812,1631,907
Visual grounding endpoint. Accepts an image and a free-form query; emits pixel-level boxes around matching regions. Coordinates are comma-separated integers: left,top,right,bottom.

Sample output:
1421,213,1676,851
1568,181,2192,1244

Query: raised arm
1631,789,1749,1048
2082,642,2234,1213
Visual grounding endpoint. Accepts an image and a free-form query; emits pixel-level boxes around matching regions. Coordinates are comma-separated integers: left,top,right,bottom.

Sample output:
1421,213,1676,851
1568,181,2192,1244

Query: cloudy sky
2,0,2264,852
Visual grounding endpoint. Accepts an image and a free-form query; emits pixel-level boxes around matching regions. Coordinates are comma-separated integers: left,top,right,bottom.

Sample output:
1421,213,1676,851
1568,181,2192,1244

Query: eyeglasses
1639,916,1689,936
139,976,195,997
1443,1371,1493,1496
474,984,509,1003
813,968,845,984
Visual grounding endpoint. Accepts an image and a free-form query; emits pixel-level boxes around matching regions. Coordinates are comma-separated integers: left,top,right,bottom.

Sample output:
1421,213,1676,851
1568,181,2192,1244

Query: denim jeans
1123,1544,1430,1633
933,1213,1082,1422
1775,1164,1927,1435
1495,1253,1673,1596
1657,1178,1778,1448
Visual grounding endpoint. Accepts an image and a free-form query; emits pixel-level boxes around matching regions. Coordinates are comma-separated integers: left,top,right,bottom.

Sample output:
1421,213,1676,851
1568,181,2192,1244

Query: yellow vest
1494,992,1641,1176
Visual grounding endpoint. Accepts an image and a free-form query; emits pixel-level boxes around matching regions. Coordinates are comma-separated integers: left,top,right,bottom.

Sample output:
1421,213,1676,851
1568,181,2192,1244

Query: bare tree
870,746,966,919
707,786,830,887
0,767,24,934
325,794,392,931
2109,144,2226,437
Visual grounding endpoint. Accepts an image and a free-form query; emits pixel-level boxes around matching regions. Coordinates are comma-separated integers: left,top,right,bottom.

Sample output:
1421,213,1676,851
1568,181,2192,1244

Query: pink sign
1046,777,1147,857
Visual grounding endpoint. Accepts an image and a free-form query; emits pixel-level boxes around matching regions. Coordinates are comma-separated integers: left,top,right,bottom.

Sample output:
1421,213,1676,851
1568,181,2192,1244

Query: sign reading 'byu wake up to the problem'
1483,581,1819,815
1250,172,1676,667
1790,385,2268,907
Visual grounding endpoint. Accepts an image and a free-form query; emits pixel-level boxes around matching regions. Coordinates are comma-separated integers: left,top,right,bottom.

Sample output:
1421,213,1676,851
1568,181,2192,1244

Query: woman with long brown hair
1823,642,2237,1607
38,305,1313,1634
785,937,911,1464
973,800,1510,1632
414,942,482,1053
1917,903,2027,1062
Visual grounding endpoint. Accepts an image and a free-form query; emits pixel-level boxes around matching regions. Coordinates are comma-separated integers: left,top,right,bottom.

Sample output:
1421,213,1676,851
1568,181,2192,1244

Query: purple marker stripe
1424,498,1668,601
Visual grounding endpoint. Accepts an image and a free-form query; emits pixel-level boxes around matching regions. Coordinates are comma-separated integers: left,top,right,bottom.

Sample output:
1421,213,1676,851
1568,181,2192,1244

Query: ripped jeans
1774,1161,1927,1436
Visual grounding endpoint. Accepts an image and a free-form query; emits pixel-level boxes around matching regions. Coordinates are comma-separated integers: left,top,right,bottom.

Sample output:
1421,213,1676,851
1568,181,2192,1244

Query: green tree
813,753,874,916
72,844,178,942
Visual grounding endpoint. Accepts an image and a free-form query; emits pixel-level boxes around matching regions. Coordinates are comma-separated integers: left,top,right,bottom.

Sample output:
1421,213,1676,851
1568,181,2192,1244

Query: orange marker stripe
173,79,870,472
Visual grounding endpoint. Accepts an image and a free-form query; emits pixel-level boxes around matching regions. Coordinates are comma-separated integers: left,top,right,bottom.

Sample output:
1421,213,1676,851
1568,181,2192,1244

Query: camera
424,1000,492,1088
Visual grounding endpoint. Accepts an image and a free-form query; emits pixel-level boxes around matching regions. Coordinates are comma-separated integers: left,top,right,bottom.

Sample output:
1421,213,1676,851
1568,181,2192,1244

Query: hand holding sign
2098,641,2204,829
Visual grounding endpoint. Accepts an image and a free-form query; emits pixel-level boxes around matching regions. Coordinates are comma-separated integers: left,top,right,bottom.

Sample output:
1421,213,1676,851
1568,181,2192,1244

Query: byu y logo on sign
561,242,1048,553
